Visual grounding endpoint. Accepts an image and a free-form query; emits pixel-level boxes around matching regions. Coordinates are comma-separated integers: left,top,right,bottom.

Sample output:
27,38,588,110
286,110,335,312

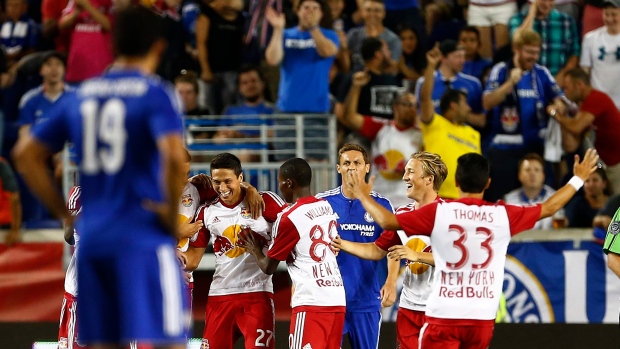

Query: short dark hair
174,70,199,94
564,67,590,85
455,153,490,193
459,26,481,40
439,89,467,115
517,153,545,172
280,158,312,187
210,153,242,176
237,65,265,84
113,6,166,58
360,37,383,62
338,143,369,164
593,167,613,196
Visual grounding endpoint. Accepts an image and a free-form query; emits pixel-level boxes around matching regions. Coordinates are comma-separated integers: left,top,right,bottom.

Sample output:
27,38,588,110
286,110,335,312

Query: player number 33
447,224,494,270
81,98,128,175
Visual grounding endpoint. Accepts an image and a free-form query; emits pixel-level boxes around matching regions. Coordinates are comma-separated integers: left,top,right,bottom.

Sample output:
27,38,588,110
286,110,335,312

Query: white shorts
468,1,517,27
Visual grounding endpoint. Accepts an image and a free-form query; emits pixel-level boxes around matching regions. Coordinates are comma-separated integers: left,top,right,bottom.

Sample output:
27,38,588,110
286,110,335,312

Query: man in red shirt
550,67,620,194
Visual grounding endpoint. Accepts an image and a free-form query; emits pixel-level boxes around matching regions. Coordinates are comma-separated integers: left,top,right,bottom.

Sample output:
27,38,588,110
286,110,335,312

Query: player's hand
4,227,20,246
573,148,599,182
238,227,263,256
343,171,374,199
175,249,188,269
179,219,203,239
380,282,397,308
352,71,371,88
189,173,212,191
387,245,418,262
265,7,285,30
509,68,523,85
241,183,265,219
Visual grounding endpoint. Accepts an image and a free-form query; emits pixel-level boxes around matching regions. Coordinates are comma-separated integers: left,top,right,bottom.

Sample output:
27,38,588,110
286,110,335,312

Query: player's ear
239,172,244,183
336,164,341,174
365,163,370,173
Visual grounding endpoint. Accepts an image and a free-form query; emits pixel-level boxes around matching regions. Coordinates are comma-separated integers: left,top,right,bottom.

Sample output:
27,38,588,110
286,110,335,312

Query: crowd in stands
1,0,620,240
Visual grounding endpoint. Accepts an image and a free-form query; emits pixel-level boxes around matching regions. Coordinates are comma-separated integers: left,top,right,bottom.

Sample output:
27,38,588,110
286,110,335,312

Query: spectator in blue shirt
213,65,275,162
459,26,492,85
1,0,39,68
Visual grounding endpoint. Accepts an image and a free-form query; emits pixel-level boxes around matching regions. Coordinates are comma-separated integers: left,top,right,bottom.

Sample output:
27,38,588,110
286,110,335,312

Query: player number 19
81,98,127,175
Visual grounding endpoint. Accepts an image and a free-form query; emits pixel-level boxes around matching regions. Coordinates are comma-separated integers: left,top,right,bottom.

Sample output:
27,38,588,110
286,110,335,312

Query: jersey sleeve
148,84,184,141
504,203,542,236
66,185,82,216
395,202,438,237
267,215,300,261
30,97,70,153
189,205,210,248
375,230,401,251
179,183,200,219
603,208,620,254
260,191,288,223
358,116,385,141
18,93,35,126
484,64,504,93
540,66,563,102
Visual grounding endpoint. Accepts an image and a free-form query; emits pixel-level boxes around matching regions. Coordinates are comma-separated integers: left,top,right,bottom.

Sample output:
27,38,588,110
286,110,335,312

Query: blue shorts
77,243,189,345
342,311,382,349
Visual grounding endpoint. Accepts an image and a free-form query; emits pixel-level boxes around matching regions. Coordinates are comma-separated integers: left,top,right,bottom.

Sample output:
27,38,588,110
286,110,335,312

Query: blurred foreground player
342,150,599,348
242,158,346,349
13,6,189,349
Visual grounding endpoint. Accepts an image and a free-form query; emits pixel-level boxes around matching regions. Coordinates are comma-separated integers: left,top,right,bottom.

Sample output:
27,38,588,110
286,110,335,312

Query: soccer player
184,153,287,349
340,149,599,348
13,6,189,349
332,151,448,349
315,143,398,349
241,157,346,349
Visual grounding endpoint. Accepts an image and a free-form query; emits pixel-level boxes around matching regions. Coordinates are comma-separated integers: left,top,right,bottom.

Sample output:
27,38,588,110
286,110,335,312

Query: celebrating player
315,143,399,349
184,153,287,349
341,150,599,348
13,6,189,349
332,151,448,349
241,157,346,349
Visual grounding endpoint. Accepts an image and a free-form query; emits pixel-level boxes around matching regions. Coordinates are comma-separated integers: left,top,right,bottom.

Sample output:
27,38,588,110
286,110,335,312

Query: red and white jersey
395,198,541,322
64,186,82,297
360,117,423,208
375,203,435,312
177,182,201,253
190,191,287,296
267,196,346,309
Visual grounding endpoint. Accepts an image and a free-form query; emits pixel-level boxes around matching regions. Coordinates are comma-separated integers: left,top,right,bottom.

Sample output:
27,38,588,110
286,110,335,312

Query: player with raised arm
338,149,599,348
315,143,399,349
183,153,287,349
13,6,189,349
241,157,346,349
332,151,448,349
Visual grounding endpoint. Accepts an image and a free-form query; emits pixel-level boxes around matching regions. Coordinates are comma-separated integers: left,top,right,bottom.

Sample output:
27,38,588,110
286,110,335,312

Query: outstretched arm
331,235,388,260
341,172,401,230
388,245,435,265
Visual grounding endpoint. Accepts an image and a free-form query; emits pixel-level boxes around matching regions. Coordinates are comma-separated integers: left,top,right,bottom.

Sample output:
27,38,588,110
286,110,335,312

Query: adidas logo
212,217,220,223
303,344,312,349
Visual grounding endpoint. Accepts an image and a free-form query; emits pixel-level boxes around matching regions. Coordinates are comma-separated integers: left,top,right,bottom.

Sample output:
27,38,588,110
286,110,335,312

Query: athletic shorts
396,308,426,349
202,292,275,349
467,2,517,26
342,310,382,349
58,292,88,349
419,321,494,349
290,307,345,349
77,244,189,345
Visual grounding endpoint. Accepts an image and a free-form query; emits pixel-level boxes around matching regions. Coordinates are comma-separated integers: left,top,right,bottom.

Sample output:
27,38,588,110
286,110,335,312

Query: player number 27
255,329,274,347
81,98,127,175
446,224,493,270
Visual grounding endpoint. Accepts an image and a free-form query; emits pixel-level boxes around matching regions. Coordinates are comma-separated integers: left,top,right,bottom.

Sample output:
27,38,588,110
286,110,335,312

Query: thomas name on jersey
452,208,495,223
439,270,496,299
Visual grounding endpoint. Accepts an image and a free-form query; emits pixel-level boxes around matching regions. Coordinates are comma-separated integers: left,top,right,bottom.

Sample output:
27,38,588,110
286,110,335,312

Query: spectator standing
59,0,115,83
265,0,339,161
195,0,245,114
466,0,516,59
504,153,556,229
509,0,580,82
419,45,481,199
551,68,620,193
397,24,426,85
483,30,565,202
414,40,486,128
459,26,493,84
565,168,612,227
1,0,39,67
580,0,620,110
347,0,401,72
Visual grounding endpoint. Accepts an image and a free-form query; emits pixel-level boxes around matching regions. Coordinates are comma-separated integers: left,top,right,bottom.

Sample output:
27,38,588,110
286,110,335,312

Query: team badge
181,194,193,207
201,339,210,349
364,212,374,223
58,338,68,349
610,222,620,235
241,207,252,219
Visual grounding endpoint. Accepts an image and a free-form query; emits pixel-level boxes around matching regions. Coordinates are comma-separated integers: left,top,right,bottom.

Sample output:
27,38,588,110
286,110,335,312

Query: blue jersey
316,186,394,312
18,85,76,127
31,69,184,251
414,70,484,114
